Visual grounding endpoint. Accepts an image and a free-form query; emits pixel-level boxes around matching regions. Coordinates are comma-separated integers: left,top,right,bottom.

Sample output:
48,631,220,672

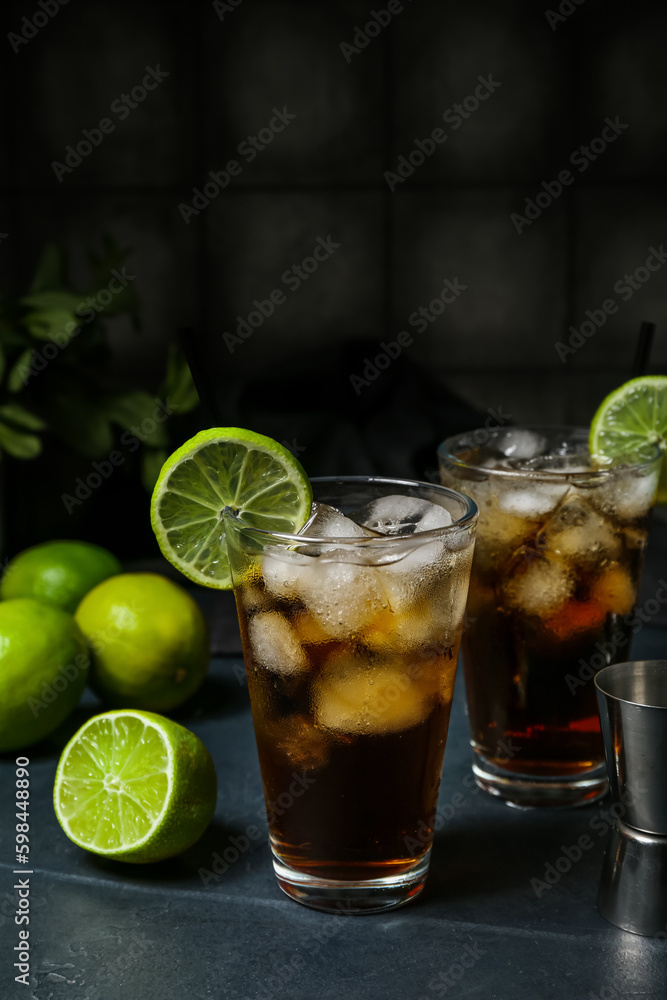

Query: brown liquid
460,495,648,778
237,571,462,879
256,699,453,881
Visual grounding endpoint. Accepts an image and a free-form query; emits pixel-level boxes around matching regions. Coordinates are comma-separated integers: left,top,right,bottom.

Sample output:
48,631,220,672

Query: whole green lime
1,540,121,613
0,599,89,752
75,573,210,712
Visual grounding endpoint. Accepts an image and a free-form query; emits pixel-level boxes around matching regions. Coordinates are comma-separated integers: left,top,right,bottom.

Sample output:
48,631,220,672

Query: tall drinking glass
225,476,477,913
438,428,661,808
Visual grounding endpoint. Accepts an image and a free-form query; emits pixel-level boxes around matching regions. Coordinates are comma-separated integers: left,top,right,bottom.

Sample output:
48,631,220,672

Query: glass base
271,848,431,914
472,752,609,808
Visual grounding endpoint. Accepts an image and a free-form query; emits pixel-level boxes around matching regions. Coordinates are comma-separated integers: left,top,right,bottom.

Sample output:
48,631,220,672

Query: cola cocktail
225,476,477,912
439,428,660,808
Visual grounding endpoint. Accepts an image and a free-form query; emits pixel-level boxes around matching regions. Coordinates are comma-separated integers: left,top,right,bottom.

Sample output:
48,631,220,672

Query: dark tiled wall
3,0,667,432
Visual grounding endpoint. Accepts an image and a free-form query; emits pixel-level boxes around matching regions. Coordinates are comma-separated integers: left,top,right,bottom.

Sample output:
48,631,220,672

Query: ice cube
248,612,308,676
497,484,568,518
238,584,268,616
350,495,452,536
377,543,473,623
292,611,332,646
590,469,658,522
262,538,387,639
261,546,313,600
274,714,334,771
590,563,636,616
501,548,574,617
472,497,532,578
362,582,467,656
297,561,386,638
300,501,377,540
537,492,621,565
496,429,547,460
313,653,429,735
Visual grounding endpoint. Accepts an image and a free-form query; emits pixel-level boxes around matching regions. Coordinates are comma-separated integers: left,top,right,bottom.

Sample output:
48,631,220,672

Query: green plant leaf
141,447,167,492
20,291,82,313
105,391,168,447
0,344,5,384
8,349,34,392
29,244,66,294
24,308,78,342
0,403,47,431
0,422,42,459
163,346,200,414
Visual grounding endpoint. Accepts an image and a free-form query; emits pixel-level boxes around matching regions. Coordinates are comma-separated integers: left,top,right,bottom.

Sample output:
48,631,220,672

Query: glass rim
595,660,667,710
438,424,663,481
230,474,478,546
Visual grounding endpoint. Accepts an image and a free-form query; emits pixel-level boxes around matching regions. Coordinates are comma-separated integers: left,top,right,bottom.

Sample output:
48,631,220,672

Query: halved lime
53,710,217,863
589,376,667,502
150,428,312,589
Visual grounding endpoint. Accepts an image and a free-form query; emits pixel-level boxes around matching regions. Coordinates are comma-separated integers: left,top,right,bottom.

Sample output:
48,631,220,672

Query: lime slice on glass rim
589,376,667,503
53,710,217,863
150,427,312,589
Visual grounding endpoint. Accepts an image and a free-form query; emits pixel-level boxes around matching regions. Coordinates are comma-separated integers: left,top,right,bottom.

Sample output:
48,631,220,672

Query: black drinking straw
631,321,656,378
178,327,224,424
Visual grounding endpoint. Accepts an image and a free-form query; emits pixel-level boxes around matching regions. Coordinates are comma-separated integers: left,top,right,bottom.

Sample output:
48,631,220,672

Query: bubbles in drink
248,612,308,676
262,546,312,600
297,561,387,639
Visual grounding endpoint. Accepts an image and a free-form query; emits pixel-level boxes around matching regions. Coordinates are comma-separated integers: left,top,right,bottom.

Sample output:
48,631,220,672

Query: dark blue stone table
2,524,667,1000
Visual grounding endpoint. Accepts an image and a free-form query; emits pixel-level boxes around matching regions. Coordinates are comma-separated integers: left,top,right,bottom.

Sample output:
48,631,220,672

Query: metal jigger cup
595,660,667,937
